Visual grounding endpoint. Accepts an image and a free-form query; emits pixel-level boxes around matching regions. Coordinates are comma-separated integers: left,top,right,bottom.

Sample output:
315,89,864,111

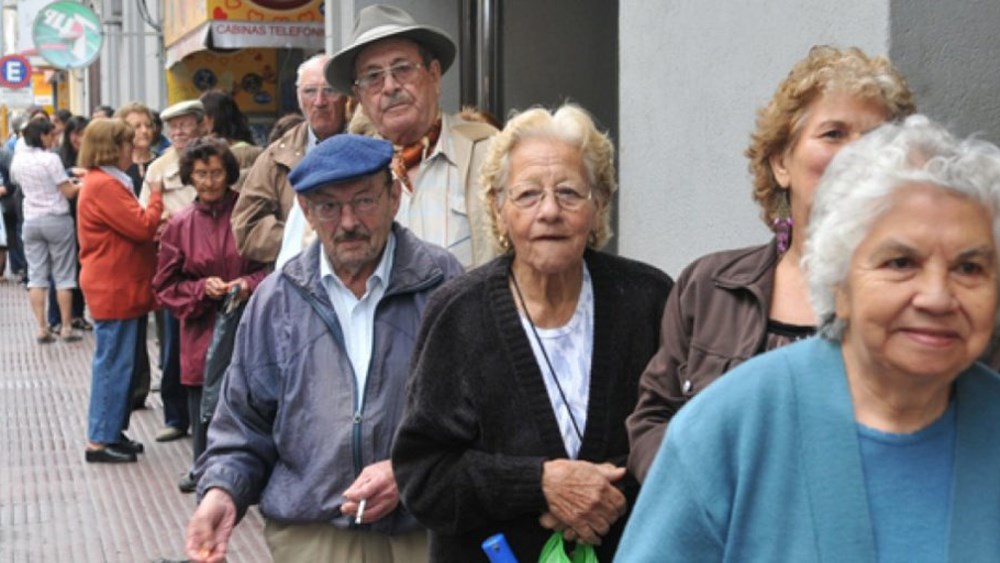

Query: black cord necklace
509,266,585,446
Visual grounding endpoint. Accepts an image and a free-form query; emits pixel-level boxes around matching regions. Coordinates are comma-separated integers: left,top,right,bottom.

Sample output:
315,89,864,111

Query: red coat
152,190,268,386
77,168,163,321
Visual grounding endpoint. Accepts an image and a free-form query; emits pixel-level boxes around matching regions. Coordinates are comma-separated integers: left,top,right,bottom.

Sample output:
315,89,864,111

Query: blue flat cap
290,134,393,194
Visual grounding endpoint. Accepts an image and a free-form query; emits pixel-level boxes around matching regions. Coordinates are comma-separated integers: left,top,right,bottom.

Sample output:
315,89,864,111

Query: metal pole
477,0,501,118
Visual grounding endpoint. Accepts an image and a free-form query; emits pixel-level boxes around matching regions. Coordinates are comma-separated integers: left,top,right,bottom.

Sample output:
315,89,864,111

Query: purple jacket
153,190,268,386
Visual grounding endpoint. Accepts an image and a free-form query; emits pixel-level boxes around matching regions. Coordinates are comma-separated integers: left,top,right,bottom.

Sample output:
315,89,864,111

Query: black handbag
200,288,246,424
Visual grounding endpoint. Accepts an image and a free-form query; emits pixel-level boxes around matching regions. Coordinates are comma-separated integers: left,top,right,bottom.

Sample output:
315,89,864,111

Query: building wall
889,0,1000,144
618,1,890,277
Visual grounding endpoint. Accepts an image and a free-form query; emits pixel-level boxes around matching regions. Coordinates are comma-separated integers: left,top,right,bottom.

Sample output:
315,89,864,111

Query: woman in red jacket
153,136,267,491
77,119,164,463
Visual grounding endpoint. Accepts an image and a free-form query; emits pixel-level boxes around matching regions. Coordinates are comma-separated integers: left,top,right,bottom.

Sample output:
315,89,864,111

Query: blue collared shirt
319,232,396,405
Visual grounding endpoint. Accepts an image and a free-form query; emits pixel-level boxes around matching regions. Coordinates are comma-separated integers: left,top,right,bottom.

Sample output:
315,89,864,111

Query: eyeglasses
354,61,424,93
167,120,199,133
307,187,387,222
299,84,338,100
191,169,227,182
504,186,593,211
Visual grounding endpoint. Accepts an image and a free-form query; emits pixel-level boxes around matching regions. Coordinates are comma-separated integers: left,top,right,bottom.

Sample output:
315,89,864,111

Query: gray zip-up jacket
195,223,463,532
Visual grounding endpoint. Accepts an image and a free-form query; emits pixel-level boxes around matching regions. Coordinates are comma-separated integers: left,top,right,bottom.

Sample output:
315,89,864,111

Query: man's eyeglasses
307,188,387,222
167,120,199,133
191,169,227,182
504,186,593,211
354,61,424,93
299,84,338,100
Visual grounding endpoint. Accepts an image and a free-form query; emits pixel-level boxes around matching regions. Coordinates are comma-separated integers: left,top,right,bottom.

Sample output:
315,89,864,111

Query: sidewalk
0,275,269,562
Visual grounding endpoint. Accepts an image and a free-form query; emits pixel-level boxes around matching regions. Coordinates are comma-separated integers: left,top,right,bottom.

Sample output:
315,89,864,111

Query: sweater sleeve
392,285,549,535
93,178,163,242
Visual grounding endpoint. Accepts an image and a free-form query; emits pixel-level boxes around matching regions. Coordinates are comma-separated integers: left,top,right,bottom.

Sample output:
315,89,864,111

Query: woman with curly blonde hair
626,45,916,481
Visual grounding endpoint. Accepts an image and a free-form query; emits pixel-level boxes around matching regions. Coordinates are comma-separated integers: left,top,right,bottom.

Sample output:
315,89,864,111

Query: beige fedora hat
325,5,456,95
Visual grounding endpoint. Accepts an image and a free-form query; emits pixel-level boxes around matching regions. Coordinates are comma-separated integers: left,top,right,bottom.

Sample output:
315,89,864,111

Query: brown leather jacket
626,240,780,481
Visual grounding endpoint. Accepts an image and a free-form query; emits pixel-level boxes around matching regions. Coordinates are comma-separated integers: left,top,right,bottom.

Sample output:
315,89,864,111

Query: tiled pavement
0,276,270,562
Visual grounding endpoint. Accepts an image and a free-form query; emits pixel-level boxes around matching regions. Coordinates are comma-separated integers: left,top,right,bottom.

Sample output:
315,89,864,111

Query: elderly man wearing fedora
140,99,208,445
184,134,463,563
325,4,498,269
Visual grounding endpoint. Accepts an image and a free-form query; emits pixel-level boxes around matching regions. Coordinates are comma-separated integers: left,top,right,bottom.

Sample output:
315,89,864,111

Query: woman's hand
204,277,228,299
225,278,250,302
541,460,627,545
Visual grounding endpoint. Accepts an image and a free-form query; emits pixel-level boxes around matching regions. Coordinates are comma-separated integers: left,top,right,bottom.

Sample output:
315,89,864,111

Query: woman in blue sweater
617,116,1000,562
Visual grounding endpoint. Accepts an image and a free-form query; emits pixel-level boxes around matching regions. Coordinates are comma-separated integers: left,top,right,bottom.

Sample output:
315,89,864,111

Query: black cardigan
392,250,673,562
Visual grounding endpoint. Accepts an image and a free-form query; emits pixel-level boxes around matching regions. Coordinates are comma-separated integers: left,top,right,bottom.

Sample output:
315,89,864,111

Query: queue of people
7,3,1000,562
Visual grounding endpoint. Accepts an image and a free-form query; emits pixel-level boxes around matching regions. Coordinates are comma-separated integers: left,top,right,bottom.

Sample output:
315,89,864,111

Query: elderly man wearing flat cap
326,4,498,269
185,134,462,563
139,99,209,446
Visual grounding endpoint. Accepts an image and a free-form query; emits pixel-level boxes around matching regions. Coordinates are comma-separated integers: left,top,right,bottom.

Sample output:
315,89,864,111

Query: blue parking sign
0,55,31,89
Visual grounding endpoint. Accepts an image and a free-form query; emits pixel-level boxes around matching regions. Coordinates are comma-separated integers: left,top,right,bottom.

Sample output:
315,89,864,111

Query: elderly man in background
140,99,207,444
185,134,462,563
230,54,347,264
324,4,498,268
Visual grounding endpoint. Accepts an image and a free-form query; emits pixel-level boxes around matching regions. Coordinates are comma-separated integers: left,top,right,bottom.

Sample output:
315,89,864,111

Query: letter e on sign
0,55,32,89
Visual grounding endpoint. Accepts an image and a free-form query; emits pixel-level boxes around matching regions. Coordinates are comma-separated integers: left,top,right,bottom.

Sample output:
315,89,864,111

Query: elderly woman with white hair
392,104,673,561
615,115,1000,562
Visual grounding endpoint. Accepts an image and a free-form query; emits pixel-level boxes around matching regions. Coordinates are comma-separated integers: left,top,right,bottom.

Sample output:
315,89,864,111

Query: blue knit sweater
616,337,1000,562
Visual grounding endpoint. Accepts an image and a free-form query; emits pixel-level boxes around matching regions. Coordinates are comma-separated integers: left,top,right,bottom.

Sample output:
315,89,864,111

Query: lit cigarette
355,498,367,524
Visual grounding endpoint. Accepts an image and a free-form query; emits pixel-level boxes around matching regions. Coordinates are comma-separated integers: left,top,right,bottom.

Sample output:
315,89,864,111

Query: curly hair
179,136,240,187
480,103,616,251
745,45,916,230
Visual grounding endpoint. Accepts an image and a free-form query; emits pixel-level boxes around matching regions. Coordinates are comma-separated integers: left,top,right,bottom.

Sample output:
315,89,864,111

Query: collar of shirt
100,166,137,196
306,126,318,152
421,113,457,168
319,230,396,304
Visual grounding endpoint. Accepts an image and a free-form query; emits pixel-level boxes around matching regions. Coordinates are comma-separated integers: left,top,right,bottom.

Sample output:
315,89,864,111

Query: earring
498,233,511,252
772,191,793,254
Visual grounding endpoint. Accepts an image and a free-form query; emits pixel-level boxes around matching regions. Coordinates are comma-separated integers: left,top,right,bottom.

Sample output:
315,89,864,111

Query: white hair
296,54,330,86
805,114,1000,339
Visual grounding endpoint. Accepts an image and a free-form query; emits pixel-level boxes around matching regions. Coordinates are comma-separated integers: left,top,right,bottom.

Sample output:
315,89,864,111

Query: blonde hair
113,101,154,124
745,45,916,229
78,119,134,168
481,103,616,250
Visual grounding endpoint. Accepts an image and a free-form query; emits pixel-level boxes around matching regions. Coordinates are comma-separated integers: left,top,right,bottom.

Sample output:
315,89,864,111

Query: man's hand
341,460,399,524
186,488,238,563
541,460,627,545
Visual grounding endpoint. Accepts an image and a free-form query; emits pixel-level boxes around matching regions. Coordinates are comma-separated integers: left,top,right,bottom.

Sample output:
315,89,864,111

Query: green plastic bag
538,532,598,563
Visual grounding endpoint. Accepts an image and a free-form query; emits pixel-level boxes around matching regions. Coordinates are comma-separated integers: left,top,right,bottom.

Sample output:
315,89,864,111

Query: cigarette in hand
355,498,367,524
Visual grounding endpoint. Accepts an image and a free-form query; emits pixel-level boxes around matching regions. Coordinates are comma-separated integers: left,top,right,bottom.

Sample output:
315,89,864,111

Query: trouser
130,314,151,408
157,309,189,431
3,209,25,274
185,384,207,464
264,522,428,563
47,282,84,326
87,317,139,444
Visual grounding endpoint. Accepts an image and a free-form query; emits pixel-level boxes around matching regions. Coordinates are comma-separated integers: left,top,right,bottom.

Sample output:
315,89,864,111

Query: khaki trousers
264,520,428,563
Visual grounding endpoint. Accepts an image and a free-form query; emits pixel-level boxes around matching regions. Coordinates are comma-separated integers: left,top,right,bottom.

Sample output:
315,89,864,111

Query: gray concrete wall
618,1,890,277
889,0,1000,144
